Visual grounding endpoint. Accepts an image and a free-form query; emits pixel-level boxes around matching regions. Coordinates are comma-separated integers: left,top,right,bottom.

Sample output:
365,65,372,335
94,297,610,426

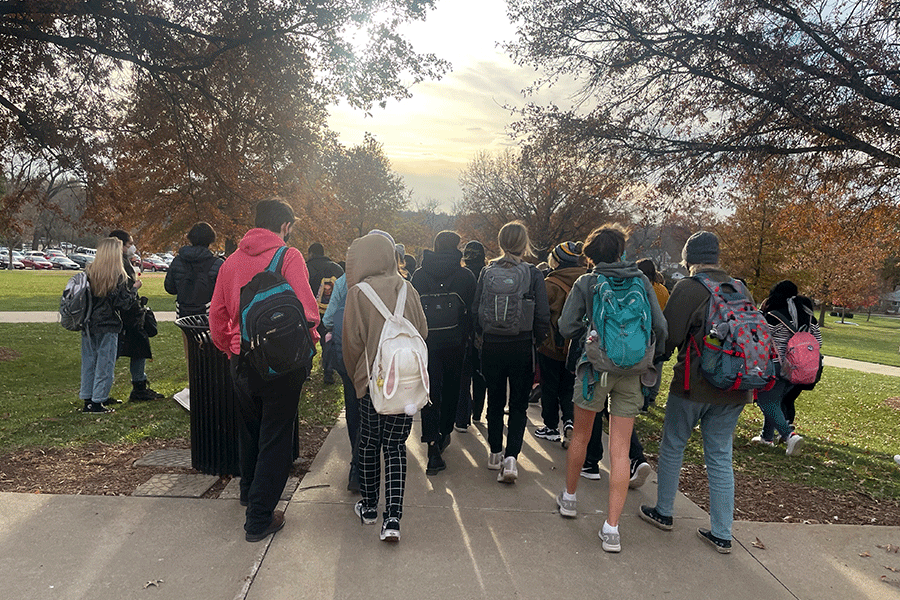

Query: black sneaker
639,505,673,531
629,459,652,489
580,463,601,480
697,528,732,554
354,500,377,525
380,517,401,542
534,427,561,442
426,452,446,476
83,401,114,414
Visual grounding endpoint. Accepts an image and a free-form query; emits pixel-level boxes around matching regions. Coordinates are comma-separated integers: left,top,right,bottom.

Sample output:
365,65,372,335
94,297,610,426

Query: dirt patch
0,427,329,497
2,430,899,526
0,347,21,362
885,397,900,411
674,461,900,526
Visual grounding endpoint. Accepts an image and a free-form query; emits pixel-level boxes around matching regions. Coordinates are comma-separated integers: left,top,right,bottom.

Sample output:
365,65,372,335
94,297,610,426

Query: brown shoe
245,510,285,542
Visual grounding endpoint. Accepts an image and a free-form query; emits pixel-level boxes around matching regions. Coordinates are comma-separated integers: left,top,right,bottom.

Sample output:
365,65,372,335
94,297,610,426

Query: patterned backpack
688,273,776,392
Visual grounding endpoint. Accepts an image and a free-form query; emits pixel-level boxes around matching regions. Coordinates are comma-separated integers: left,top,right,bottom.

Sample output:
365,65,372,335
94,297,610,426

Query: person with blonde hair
472,220,550,483
79,237,140,413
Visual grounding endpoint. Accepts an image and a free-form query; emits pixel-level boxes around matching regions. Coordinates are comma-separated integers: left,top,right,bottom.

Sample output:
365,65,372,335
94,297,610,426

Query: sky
326,0,582,214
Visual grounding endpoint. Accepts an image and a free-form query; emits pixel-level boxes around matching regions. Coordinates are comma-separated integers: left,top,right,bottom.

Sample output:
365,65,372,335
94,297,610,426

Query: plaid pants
358,394,412,520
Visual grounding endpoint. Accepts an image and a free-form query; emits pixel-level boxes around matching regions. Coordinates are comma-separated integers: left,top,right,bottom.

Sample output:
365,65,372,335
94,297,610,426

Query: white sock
603,520,618,534
563,491,576,502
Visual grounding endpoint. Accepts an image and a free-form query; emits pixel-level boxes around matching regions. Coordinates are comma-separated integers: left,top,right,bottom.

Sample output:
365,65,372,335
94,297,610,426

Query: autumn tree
457,130,624,254
331,133,409,240
0,1,449,241
507,0,900,196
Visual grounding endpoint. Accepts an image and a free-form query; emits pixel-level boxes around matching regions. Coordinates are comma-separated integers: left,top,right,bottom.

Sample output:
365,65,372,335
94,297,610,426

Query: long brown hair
87,238,126,297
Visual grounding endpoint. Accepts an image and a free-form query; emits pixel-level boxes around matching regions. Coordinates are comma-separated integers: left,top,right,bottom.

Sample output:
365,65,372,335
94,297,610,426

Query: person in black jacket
306,243,344,385
457,240,487,429
109,229,164,402
411,230,477,475
165,222,223,318
80,238,140,413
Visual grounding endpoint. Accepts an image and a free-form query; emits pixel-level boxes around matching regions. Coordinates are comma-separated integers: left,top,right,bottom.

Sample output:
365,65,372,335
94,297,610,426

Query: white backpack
357,281,430,415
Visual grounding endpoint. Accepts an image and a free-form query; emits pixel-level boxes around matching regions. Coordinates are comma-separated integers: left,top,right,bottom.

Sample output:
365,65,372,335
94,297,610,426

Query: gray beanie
682,231,720,265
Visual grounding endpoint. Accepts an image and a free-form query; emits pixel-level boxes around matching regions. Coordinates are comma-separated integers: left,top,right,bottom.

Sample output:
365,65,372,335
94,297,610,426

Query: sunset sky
326,0,581,213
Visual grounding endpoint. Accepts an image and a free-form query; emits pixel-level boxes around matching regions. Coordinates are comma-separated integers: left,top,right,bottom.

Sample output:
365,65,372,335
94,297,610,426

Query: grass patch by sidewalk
635,360,900,503
819,314,900,367
0,270,175,312
0,322,343,454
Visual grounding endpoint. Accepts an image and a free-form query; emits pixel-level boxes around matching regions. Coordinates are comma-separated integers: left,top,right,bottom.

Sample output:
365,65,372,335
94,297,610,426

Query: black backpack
419,276,466,347
239,247,316,380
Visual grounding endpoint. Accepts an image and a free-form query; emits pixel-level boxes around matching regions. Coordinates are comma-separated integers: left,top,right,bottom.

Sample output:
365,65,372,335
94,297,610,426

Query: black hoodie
164,245,224,317
411,248,477,348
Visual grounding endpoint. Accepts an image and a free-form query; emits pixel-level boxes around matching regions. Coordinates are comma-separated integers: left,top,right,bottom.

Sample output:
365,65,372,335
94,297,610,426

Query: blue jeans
80,331,119,402
129,357,147,383
759,371,794,441
655,393,744,540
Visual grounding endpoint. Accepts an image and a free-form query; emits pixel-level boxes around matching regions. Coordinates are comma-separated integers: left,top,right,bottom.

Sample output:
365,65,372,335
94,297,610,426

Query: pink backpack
771,303,821,385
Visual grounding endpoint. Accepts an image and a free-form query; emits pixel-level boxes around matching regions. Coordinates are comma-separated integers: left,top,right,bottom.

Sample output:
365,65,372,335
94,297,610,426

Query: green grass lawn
819,314,900,367
0,270,176,312
635,358,900,502
0,322,343,453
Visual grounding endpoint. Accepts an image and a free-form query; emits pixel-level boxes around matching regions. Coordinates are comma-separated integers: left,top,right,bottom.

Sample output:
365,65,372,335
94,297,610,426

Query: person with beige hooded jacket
342,230,428,542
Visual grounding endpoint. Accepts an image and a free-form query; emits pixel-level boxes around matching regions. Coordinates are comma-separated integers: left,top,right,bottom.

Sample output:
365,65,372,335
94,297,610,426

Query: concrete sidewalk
3,408,897,600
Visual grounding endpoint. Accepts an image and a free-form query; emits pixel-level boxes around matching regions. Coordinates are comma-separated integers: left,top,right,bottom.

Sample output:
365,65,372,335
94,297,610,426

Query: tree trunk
818,302,827,327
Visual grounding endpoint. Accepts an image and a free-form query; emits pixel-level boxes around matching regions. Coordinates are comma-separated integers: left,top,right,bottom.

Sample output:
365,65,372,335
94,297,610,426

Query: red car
21,256,54,270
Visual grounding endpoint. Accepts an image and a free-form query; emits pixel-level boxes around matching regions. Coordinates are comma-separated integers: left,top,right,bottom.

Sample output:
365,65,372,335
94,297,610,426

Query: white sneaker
561,421,574,449
487,451,503,470
751,435,775,448
497,456,518,483
599,528,621,553
556,491,577,518
785,434,805,456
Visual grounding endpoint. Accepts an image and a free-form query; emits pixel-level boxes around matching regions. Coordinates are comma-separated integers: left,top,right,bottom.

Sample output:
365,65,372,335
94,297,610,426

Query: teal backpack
581,273,654,383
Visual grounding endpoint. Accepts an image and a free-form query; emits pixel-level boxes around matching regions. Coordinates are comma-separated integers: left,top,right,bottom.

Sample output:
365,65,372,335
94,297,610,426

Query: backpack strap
357,281,395,321
266,246,288,275
546,274,573,296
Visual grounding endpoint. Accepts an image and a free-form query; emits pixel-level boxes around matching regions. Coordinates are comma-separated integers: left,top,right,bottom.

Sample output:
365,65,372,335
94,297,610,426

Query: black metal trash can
176,315,242,476
175,315,301,477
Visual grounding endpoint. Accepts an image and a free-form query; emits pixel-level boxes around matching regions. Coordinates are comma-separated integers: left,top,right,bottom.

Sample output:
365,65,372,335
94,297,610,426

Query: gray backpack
478,260,534,336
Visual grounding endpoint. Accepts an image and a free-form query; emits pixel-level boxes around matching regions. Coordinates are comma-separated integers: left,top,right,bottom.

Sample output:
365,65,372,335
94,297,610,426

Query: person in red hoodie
209,198,320,543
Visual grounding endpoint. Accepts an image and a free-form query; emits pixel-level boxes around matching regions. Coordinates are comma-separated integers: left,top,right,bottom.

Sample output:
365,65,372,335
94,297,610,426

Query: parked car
25,250,49,260
21,255,54,269
141,257,168,272
49,256,81,270
69,253,94,269
0,256,25,269
44,249,66,258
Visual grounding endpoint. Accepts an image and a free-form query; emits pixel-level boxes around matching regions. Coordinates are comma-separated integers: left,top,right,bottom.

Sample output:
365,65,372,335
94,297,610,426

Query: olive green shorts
574,372,643,419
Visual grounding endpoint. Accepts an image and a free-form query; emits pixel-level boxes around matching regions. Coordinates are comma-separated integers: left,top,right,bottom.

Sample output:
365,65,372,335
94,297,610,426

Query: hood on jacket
346,233,397,287
591,261,644,280
177,245,215,263
420,248,463,280
238,228,287,257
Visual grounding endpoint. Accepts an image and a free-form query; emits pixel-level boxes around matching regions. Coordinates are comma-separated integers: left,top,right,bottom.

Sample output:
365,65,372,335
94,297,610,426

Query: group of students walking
76,197,820,551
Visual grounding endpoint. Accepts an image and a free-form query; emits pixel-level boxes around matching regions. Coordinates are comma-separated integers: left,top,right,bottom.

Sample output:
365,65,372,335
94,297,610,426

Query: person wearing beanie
458,240,488,428
411,230,476,475
639,230,748,554
534,242,586,447
750,280,820,455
